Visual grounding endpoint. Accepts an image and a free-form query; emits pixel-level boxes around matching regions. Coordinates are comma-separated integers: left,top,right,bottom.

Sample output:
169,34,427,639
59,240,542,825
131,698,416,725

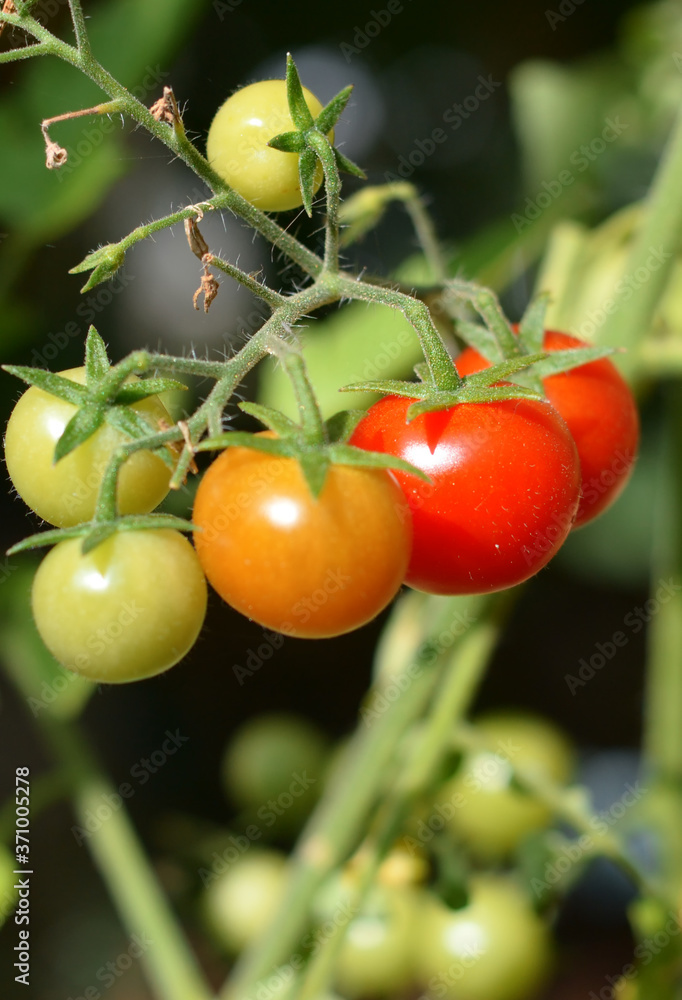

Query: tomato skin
456,331,640,527
350,395,580,595
192,447,412,639
207,80,331,212
31,530,207,683
4,367,172,527
415,876,553,1000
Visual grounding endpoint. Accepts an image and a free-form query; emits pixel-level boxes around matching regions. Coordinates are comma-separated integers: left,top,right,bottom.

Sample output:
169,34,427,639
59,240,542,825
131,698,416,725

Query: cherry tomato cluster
4,324,638,681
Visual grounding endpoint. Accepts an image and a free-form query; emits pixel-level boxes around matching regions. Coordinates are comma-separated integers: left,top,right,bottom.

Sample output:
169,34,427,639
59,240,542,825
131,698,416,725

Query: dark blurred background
0,0,668,996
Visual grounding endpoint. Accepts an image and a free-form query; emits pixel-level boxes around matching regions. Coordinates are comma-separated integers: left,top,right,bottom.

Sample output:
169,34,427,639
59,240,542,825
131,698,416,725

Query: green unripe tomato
440,712,574,860
31,529,207,683
221,713,329,829
314,872,417,999
207,80,332,212
334,884,417,998
4,367,172,527
203,848,288,953
414,876,553,1000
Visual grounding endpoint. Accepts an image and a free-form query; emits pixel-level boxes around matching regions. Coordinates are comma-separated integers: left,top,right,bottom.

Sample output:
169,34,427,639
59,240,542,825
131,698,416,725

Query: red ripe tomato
350,395,580,596
455,331,639,527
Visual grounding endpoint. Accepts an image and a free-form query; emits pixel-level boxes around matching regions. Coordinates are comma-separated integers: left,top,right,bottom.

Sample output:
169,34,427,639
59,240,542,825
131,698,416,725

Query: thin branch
0,39,50,61
67,0,90,56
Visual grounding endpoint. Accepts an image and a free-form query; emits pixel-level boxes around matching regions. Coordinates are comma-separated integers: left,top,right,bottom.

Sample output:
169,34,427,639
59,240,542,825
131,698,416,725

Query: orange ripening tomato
192,445,413,639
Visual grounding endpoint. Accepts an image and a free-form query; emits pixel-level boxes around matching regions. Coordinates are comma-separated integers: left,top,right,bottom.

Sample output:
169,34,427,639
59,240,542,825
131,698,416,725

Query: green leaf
2,365,86,404
113,377,187,404
80,523,118,553
286,53,315,131
84,325,111,381
517,293,550,354
239,401,299,436
455,322,504,363
334,148,367,180
268,130,306,153
329,444,431,482
406,383,543,419
324,409,366,444
54,402,106,461
315,85,353,135
298,148,318,217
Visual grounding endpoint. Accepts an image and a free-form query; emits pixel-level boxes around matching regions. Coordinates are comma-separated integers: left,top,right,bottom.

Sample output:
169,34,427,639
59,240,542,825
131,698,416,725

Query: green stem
294,609,502,1000
282,351,328,445
401,190,448,285
308,132,341,272
37,716,214,1000
338,275,461,391
67,0,90,55
0,40,52,61
219,593,486,1000
205,255,286,309
598,101,682,377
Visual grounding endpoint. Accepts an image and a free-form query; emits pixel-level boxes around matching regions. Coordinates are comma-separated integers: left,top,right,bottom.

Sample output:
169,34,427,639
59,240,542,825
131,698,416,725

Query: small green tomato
440,711,575,860
203,848,288,953
206,80,332,212
31,529,207,683
414,876,554,1000
5,367,172,527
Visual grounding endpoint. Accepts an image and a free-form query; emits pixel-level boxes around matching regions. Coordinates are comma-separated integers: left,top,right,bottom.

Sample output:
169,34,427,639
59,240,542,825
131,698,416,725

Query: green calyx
6,514,197,557
196,349,428,498
267,54,366,217
342,353,552,420
443,281,617,383
2,326,186,467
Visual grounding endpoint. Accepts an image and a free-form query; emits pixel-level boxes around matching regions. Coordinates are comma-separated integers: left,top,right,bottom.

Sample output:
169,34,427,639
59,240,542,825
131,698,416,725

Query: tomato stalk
218,591,490,1000
292,608,505,1000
